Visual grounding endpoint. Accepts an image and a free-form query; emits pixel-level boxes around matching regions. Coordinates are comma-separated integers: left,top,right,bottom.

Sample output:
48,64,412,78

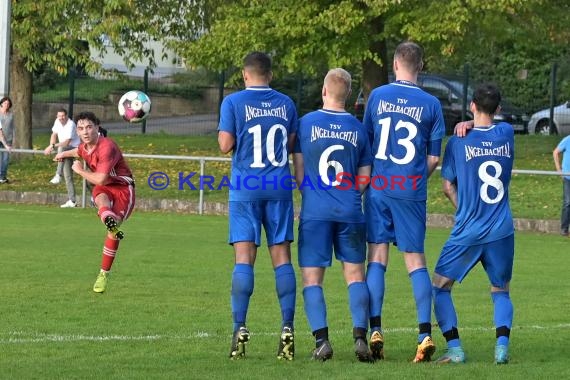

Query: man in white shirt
44,109,80,207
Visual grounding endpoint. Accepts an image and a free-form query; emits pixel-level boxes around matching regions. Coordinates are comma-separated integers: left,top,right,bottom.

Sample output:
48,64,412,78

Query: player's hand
72,160,83,173
454,120,474,137
43,146,53,155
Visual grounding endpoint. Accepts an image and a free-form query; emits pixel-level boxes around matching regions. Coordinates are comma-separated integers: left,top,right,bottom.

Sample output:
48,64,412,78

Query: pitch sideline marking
3,324,570,344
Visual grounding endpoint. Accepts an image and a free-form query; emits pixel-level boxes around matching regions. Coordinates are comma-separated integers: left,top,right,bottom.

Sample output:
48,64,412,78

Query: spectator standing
44,109,80,207
553,135,570,236
0,97,14,183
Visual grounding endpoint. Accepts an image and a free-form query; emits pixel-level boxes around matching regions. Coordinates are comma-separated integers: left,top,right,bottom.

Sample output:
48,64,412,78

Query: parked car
354,74,529,135
528,101,570,135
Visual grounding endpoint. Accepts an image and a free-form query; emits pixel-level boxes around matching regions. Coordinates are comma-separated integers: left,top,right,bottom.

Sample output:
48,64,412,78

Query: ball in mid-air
118,90,151,123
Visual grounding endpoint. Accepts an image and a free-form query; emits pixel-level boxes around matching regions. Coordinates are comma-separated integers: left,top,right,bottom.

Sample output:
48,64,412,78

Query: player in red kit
56,111,135,293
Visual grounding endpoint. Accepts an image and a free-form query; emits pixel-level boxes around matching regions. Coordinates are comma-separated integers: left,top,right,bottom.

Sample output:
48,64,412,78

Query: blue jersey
218,86,298,201
556,135,570,180
363,81,445,200
295,109,372,222
442,123,515,245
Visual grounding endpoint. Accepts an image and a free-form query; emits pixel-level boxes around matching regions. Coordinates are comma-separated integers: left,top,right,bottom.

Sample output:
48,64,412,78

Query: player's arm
287,132,297,153
218,131,235,154
357,165,371,194
72,161,109,185
55,147,79,160
293,152,304,189
442,178,458,209
553,147,563,173
426,138,442,178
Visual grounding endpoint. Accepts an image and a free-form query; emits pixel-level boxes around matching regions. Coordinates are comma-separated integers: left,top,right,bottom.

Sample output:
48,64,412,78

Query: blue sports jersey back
364,82,445,200
218,87,298,201
442,123,515,245
295,110,372,222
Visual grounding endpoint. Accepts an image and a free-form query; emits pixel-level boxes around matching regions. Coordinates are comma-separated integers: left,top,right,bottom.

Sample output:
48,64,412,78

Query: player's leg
432,242,481,363
364,192,392,359
92,185,135,293
336,222,372,362
265,200,296,360
392,199,435,362
298,219,333,361
483,235,514,364
228,201,262,359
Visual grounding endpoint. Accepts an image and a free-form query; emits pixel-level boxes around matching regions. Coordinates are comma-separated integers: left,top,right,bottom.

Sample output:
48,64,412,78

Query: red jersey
78,137,134,186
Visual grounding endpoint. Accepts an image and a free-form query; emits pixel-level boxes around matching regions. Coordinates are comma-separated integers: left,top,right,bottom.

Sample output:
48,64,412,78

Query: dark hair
98,126,108,137
74,111,100,126
472,83,501,115
0,96,12,110
243,51,272,78
394,41,424,73
57,108,68,115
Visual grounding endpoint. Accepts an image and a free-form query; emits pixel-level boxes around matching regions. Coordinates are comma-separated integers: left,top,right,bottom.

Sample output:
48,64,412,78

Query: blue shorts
228,200,294,246
434,234,514,288
298,219,366,267
365,192,426,253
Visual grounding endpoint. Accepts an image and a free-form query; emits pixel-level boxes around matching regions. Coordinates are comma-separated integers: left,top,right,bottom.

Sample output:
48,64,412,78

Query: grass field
3,203,570,379
4,133,567,220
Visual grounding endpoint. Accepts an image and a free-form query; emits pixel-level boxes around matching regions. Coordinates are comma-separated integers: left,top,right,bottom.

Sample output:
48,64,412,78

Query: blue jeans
562,178,570,234
0,144,9,179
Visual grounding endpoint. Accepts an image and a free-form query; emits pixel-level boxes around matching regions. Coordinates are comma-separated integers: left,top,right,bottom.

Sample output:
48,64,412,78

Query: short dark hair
243,51,272,78
57,108,68,115
74,111,100,126
472,83,501,115
394,41,424,73
0,96,12,110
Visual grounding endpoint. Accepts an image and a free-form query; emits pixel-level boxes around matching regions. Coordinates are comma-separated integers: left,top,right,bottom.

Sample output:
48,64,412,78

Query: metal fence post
462,63,470,121
68,68,75,119
199,158,205,215
142,68,148,134
549,62,557,133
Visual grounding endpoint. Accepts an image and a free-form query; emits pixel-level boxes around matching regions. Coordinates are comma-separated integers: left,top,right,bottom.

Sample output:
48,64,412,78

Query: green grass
6,133,565,220
2,203,570,379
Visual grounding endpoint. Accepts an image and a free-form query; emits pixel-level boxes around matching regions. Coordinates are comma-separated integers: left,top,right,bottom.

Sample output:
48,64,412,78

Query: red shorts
93,184,135,222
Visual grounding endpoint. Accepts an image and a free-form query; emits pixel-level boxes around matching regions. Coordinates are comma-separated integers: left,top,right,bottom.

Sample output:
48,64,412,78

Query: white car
528,101,570,135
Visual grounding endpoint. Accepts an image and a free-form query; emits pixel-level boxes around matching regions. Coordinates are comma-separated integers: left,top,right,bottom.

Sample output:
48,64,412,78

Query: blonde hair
324,68,352,102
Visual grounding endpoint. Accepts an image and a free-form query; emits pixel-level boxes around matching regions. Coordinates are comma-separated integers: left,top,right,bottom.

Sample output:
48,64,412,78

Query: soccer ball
118,90,152,123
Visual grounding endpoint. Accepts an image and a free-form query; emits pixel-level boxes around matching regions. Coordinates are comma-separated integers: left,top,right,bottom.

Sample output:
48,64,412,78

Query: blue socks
275,263,296,328
366,262,386,325
303,285,327,332
433,285,461,348
410,268,432,342
492,291,513,347
348,281,369,330
231,264,254,332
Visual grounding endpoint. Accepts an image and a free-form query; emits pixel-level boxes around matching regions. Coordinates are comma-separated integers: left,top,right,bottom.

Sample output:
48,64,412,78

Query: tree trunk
362,16,389,102
10,49,33,149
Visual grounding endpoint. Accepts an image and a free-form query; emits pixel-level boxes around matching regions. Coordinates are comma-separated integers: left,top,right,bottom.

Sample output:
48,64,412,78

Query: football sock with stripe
492,291,513,347
410,267,432,342
433,286,461,348
101,237,119,271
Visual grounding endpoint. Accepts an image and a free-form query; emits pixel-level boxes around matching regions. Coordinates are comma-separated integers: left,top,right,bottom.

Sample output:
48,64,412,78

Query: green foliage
2,204,570,378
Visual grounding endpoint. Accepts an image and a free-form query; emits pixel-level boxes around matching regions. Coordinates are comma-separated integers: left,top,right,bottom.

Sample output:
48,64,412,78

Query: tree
9,0,198,148
173,0,565,105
